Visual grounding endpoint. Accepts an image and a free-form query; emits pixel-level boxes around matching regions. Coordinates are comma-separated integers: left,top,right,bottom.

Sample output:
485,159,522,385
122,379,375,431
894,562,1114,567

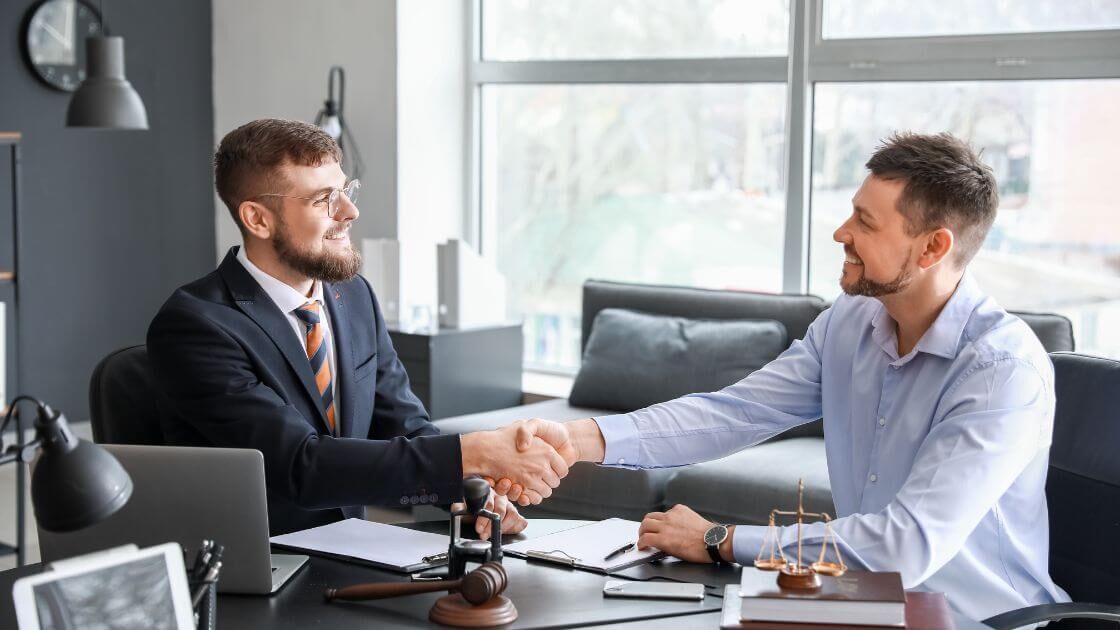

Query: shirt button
618,458,626,465
878,417,886,427
869,474,878,483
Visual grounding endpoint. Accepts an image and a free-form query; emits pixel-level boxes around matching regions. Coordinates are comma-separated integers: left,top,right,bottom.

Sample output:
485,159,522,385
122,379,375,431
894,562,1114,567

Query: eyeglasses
252,179,360,218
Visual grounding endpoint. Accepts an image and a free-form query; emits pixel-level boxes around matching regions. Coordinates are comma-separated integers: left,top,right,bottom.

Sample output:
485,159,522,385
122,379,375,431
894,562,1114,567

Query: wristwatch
703,524,730,564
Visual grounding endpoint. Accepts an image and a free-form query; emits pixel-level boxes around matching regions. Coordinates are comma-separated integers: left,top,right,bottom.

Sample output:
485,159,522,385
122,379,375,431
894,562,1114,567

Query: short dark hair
866,132,998,268
214,119,342,235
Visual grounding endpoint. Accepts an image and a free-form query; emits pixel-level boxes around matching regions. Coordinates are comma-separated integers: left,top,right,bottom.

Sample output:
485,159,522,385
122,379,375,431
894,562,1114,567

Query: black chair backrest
1046,351,1120,604
88,345,164,445
1011,311,1075,353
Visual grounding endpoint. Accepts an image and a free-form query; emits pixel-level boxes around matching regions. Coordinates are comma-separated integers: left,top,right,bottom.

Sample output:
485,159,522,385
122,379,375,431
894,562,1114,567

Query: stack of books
720,567,953,629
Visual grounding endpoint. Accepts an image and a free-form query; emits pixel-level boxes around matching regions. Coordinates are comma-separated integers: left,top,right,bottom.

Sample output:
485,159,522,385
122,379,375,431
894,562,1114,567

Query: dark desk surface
0,519,988,629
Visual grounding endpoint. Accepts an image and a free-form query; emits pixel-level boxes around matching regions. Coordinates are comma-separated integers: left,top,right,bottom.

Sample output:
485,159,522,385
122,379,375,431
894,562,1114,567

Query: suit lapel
322,283,357,438
218,249,331,434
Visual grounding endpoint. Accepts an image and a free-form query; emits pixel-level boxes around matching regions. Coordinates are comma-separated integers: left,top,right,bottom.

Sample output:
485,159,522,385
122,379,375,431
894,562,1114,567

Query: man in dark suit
148,119,566,537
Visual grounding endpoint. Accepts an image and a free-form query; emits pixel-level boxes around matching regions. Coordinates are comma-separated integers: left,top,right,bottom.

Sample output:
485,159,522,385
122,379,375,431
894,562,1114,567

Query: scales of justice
754,478,848,590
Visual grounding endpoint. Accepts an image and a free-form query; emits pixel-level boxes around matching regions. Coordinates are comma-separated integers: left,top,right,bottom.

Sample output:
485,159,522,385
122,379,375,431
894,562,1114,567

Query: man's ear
918,227,954,270
238,200,275,240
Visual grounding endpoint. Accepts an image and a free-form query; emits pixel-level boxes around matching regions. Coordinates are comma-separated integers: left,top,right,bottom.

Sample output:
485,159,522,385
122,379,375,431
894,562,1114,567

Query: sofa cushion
665,437,833,527
569,308,788,412
434,398,680,521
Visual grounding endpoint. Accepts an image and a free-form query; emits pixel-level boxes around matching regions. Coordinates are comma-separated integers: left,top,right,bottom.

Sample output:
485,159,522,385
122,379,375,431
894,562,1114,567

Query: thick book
721,584,953,629
738,567,906,627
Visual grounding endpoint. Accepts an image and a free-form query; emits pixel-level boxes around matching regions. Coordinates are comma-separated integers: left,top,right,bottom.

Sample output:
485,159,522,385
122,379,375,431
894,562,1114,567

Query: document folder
503,518,664,573
270,518,448,573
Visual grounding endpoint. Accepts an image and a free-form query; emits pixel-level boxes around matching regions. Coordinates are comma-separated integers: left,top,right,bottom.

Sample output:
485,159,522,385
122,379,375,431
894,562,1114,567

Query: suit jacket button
410,495,421,505
419,494,429,504
430,493,438,503
399,496,409,505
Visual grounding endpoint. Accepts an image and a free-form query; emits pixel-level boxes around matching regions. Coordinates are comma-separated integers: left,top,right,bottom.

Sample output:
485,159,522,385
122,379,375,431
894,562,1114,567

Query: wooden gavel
324,562,508,606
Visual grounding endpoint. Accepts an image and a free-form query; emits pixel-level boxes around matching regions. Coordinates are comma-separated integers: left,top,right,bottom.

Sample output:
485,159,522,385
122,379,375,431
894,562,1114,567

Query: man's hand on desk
638,504,736,564
460,423,571,506
450,489,528,540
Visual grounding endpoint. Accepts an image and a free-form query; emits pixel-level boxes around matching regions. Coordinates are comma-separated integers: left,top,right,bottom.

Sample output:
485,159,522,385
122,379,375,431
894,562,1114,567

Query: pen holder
189,577,218,630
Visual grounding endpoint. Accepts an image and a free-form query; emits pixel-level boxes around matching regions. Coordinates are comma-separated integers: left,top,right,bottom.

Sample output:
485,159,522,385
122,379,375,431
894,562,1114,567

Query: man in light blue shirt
499,132,1070,621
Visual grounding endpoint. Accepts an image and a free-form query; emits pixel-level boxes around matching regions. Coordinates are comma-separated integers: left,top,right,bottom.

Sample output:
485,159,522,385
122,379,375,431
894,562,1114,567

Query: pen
603,542,636,561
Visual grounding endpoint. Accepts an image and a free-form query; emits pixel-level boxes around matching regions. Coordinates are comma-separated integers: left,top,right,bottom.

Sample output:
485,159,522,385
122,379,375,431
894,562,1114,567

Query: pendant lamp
66,35,148,130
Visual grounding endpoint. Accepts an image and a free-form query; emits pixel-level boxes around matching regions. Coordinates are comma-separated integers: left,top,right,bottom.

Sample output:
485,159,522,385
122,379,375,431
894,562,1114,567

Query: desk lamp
1,396,133,533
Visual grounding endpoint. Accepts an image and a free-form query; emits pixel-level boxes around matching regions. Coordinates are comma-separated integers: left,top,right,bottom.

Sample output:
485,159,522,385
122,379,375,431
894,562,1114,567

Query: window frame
466,0,1120,344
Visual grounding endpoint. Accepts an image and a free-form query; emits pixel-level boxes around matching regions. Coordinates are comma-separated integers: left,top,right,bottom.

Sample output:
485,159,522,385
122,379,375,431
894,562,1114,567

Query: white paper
502,518,660,571
269,518,448,570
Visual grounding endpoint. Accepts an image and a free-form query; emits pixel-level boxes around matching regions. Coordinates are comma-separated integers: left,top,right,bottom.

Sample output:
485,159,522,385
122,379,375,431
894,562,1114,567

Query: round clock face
24,0,103,92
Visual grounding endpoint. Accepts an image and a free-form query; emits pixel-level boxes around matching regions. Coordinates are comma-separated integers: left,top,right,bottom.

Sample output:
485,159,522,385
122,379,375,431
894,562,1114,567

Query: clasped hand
460,420,577,507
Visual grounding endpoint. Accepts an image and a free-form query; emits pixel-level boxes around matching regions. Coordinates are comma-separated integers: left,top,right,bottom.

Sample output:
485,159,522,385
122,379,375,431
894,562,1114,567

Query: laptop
37,445,308,594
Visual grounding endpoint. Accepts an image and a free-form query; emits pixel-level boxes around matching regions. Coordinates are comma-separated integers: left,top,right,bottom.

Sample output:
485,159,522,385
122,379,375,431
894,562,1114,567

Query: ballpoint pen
603,542,636,561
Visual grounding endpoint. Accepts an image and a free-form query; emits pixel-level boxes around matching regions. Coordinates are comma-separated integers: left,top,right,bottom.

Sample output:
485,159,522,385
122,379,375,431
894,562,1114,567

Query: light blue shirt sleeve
731,357,1053,588
594,307,832,468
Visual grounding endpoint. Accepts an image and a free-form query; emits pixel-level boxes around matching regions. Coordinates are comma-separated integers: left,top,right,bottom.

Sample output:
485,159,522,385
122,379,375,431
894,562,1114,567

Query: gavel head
459,562,508,605
463,477,490,515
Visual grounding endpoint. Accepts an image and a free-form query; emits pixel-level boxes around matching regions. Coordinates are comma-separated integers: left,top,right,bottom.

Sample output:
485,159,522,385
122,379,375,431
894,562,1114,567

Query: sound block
429,593,518,627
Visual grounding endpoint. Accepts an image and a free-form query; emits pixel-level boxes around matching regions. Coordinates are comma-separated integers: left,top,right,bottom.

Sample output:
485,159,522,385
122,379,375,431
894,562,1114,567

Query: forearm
566,418,606,463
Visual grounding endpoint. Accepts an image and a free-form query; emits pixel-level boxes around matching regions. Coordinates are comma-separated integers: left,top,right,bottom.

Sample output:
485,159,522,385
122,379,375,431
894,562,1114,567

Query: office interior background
1,0,1120,568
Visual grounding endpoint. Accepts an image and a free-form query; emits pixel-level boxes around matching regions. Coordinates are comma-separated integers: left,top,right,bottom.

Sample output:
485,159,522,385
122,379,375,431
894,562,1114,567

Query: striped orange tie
294,301,336,434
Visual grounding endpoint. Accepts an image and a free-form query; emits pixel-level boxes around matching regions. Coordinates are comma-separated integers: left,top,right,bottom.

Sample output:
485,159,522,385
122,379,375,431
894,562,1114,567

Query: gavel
324,562,508,606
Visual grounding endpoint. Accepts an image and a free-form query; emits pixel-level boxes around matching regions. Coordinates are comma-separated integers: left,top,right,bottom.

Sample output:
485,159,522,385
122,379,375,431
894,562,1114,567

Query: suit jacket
147,247,464,535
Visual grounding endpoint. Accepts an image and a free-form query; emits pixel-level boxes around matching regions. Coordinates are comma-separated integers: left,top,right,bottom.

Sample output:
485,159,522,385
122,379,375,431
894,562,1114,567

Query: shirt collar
870,273,984,362
235,246,324,314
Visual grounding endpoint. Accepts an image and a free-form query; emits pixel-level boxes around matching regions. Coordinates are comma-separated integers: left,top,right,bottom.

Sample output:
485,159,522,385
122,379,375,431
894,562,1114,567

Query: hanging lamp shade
66,36,148,130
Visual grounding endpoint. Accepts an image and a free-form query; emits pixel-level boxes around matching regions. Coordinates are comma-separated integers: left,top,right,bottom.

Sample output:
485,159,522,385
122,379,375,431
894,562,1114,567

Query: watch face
704,524,728,546
24,0,103,92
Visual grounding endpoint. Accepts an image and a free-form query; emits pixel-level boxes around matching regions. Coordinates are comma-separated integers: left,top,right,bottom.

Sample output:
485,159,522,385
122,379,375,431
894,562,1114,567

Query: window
484,83,787,369
471,2,1120,370
823,0,1120,40
482,0,788,61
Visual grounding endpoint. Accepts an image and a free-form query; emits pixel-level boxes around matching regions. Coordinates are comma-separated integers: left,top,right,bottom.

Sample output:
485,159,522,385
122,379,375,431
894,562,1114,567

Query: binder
503,518,665,573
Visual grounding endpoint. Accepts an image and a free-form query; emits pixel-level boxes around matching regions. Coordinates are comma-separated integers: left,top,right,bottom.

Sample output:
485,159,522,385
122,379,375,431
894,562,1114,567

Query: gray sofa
436,279,1076,527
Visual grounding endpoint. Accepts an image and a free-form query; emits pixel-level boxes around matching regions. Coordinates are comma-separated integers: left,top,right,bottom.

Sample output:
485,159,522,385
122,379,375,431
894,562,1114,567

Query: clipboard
503,518,665,573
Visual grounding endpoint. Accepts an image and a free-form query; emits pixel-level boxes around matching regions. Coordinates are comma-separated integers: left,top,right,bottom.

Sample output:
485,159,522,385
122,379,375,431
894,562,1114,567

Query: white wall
396,1,468,316
211,0,400,259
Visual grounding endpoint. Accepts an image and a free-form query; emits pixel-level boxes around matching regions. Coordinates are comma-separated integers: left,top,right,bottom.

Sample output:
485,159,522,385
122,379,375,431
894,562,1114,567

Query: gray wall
0,0,215,419
212,0,399,260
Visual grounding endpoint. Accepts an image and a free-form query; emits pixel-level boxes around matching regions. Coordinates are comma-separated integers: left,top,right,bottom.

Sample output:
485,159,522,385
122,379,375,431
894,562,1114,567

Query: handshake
460,419,603,507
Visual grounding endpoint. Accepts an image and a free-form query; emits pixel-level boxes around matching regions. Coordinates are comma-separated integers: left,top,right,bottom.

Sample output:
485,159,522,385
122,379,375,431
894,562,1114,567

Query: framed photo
12,542,194,630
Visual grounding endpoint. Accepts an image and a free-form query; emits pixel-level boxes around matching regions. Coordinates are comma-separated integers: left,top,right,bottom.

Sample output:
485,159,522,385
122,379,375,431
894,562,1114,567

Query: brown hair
866,132,999,268
214,119,342,234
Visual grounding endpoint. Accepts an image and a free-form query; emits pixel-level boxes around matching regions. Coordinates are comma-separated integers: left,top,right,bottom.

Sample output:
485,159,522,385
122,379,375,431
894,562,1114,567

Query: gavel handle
325,578,462,602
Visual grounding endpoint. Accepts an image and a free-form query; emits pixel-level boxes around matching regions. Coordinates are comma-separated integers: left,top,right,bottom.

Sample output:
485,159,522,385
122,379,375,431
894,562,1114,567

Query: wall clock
23,0,103,92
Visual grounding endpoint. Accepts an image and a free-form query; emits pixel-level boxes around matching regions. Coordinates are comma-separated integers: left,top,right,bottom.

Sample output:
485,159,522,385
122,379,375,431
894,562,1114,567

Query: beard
841,248,914,298
273,217,362,284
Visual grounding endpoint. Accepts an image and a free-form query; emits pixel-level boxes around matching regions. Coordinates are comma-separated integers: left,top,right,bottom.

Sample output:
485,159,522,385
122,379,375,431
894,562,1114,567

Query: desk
0,519,989,629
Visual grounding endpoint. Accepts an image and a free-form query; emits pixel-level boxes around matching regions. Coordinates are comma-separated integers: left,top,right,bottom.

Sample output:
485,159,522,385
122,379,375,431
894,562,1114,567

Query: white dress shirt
236,246,340,433
595,274,1070,621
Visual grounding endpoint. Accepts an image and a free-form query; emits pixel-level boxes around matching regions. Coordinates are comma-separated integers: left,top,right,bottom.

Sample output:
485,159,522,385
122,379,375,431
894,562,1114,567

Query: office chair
88,345,164,445
983,352,1120,629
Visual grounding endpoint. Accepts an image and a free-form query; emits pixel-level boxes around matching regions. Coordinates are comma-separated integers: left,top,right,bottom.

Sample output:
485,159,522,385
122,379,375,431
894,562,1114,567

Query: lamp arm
0,437,43,467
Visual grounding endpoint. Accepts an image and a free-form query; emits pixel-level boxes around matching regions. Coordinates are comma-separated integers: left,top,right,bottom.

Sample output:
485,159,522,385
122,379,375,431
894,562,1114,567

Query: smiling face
269,159,362,284
833,175,920,298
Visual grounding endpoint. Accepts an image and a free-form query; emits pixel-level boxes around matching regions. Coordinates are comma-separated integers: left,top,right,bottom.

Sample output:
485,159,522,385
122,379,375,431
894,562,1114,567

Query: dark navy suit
147,247,463,535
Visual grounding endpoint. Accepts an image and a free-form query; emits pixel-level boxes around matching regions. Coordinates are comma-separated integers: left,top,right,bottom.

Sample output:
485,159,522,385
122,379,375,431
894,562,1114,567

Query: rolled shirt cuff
593,414,642,468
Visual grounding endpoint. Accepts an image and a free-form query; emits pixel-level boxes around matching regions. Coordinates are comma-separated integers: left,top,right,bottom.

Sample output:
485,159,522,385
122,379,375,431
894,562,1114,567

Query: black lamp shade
66,36,148,130
32,438,133,532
